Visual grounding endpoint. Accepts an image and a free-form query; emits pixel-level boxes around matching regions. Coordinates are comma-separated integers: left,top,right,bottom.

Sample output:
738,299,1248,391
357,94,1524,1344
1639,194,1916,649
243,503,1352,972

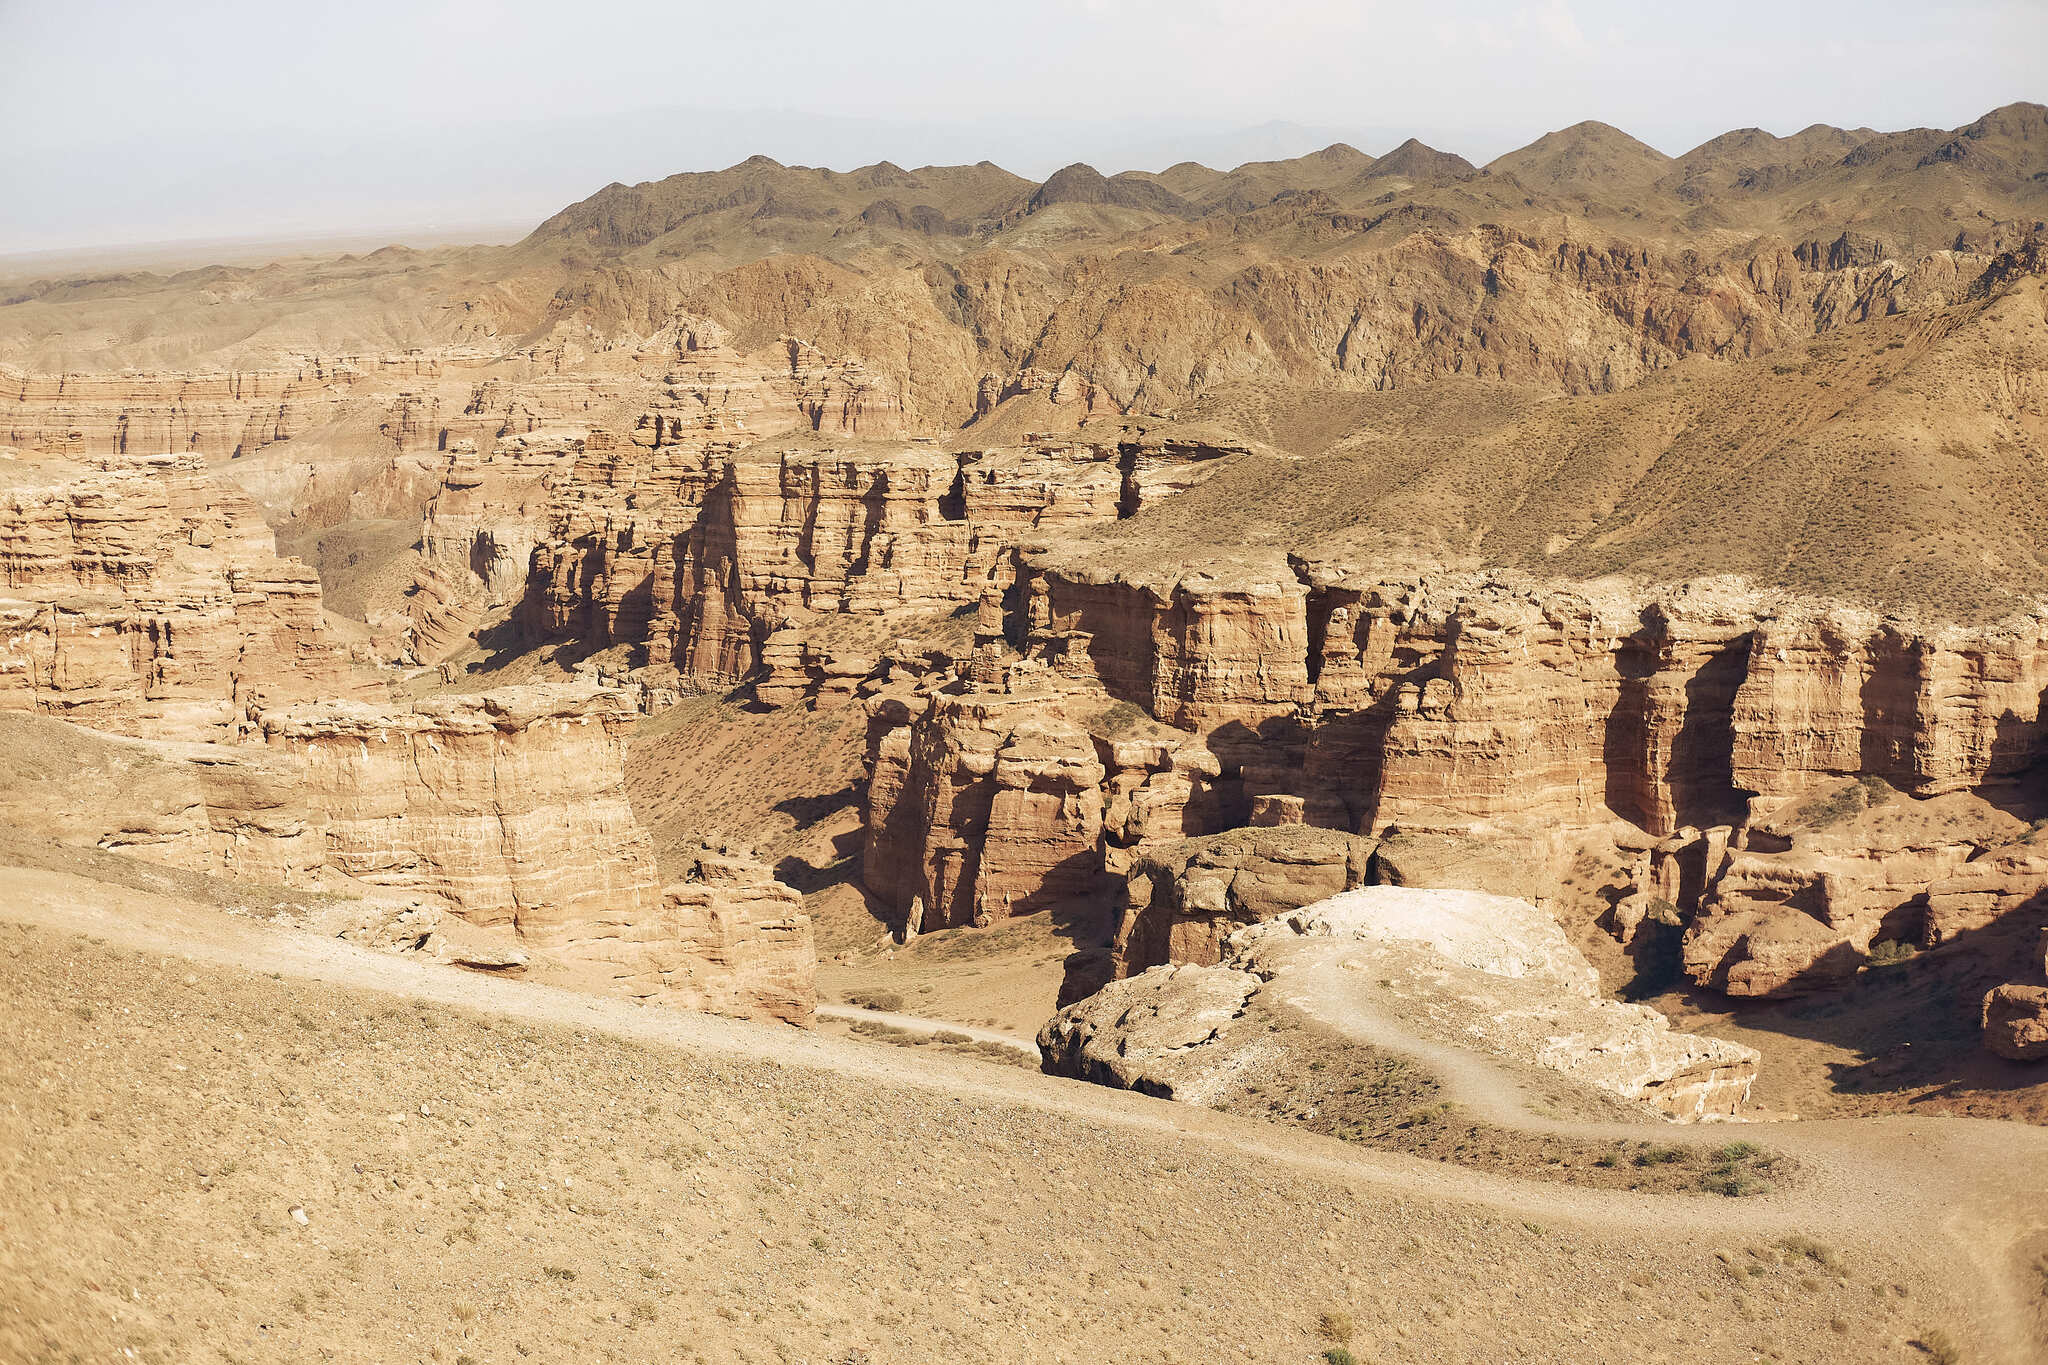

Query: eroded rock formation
862,564,2048,957
515,412,1233,700
1041,889,1761,1121
260,685,663,938
1112,826,1376,976
1603,778,2048,998
1984,984,2048,1061
0,452,357,739
260,683,815,1023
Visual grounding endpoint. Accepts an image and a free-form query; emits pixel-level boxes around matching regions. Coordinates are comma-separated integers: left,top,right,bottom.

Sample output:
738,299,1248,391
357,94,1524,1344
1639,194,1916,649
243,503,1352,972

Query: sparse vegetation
1920,1327,1962,1364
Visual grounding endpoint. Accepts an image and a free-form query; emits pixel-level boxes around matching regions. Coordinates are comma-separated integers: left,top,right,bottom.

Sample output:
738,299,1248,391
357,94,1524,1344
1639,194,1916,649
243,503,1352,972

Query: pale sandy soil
5,859,2048,1364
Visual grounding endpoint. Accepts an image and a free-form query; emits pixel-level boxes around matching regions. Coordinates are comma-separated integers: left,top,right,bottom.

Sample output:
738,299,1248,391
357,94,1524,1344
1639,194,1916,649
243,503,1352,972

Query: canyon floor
8,852,2048,1365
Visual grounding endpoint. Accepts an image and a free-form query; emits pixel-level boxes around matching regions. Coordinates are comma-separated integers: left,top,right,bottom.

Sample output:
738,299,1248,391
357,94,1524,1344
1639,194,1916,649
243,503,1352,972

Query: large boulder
1111,826,1376,977
1983,984,2048,1062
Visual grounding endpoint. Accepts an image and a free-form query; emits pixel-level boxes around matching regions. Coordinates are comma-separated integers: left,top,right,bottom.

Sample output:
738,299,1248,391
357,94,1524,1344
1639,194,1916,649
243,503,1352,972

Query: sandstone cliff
862,562,2048,952
259,683,815,1023
0,451,357,739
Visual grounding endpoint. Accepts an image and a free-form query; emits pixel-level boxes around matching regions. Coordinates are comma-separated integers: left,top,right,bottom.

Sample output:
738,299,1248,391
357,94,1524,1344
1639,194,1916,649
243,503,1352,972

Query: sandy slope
3,861,2046,1364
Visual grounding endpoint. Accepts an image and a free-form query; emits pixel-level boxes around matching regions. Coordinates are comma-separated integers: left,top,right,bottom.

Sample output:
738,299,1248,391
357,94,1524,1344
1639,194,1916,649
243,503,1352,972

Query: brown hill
1024,162,1198,217
525,156,1032,258
1484,119,1676,204
1080,262,2048,620
1147,142,1378,211
1356,137,1476,187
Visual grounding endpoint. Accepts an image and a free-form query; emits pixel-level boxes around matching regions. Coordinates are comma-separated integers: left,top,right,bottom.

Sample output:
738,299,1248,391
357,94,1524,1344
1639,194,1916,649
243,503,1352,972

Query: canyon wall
259,684,815,1023
453,347,1235,699
0,362,372,461
862,559,2048,946
0,452,357,739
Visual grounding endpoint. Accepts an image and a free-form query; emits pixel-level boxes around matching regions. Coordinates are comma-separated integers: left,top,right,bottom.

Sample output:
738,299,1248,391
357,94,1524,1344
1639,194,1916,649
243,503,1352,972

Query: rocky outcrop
1983,984,2048,1061
260,682,816,1023
862,565,2048,942
259,684,664,940
1112,826,1376,976
629,853,816,1025
862,685,1231,930
0,452,357,739
1042,888,1760,1121
1590,779,2038,998
420,432,585,608
1926,831,2048,944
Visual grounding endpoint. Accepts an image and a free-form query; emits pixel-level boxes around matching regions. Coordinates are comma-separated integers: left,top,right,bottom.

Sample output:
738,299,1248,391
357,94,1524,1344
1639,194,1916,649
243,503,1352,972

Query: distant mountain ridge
525,103,2048,262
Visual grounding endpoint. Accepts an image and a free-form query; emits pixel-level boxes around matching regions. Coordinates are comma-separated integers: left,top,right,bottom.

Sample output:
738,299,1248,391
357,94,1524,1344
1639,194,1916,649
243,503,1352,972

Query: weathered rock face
0,710,327,885
1729,615,2048,799
862,685,1230,930
516,413,1232,699
261,685,664,940
627,854,816,1026
1042,889,1761,1121
506,324,920,672
1112,826,1376,977
862,564,2048,944
0,361,370,462
1611,779,2025,998
420,432,585,608
1926,830,2048,945
260,683,816,1023
0,452,357,739
1983,985,2048,1061
0,352,611,472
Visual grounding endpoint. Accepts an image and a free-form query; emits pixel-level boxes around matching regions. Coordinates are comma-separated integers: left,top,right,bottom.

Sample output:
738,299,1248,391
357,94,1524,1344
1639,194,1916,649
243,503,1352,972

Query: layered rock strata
0,452,356,739
1111,826,1377,976
0,361,370,462
517,420,1232,698
863,565,2048,943
628,853,817,1025
260,685,663,939
260,683,815,1023
1605,779,2048,998
1041,889,1761,1121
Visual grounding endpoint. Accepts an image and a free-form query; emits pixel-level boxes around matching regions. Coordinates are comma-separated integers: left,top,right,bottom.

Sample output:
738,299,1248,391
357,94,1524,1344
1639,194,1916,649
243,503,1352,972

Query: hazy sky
2,0,2043,254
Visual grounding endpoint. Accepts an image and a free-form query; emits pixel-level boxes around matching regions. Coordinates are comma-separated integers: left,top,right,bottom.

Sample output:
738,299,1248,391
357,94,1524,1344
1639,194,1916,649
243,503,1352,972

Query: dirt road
4,863,2044,1363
